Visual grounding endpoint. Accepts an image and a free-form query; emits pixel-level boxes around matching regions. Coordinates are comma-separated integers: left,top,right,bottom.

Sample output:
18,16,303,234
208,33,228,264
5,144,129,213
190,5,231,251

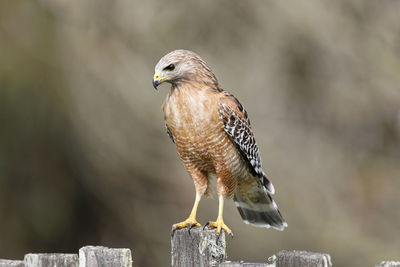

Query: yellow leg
204,195,233,237
172,193,201,233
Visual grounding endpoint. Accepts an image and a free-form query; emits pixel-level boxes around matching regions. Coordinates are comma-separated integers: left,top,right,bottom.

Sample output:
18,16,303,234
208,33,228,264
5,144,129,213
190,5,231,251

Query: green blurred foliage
1,0,400,266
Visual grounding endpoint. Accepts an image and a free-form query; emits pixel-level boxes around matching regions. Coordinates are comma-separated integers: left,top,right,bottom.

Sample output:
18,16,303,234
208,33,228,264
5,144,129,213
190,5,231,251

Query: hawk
153,50,287,236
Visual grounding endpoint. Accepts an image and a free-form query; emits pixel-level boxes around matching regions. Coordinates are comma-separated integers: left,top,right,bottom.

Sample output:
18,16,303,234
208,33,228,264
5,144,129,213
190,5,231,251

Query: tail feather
234,187,287,231
262,173,275,194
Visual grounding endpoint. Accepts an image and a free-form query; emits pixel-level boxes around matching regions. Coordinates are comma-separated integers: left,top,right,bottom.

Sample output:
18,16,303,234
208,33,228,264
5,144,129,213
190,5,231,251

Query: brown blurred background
1,0,400,266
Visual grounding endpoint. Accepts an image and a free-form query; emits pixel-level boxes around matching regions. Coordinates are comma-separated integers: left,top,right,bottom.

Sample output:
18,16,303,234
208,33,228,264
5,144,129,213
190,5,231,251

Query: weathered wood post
171,227,226,267
170,226,335,267
220,261,273,267
24,254,78,267
375,262,400,267
220,251,333,267
79,246,132,267
275,250,332,267
0,259,24,267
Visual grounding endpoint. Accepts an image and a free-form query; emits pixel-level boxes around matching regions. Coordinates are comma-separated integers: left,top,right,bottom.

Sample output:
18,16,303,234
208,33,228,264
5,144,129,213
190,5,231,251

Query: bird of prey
153,50,287,236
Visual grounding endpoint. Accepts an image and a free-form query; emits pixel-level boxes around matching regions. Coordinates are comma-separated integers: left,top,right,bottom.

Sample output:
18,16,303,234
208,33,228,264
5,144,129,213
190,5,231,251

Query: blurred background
1,0,400,266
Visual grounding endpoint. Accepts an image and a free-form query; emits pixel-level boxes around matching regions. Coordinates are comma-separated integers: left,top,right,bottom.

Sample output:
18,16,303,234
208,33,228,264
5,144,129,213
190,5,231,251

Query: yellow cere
153,73,173,82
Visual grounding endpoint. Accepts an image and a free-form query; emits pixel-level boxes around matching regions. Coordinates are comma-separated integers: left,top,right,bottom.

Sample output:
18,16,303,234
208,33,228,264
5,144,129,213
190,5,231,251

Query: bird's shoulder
217,91,250,124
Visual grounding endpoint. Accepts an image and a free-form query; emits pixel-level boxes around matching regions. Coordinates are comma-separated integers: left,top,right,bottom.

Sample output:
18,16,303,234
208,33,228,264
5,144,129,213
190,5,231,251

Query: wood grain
171,227,226,267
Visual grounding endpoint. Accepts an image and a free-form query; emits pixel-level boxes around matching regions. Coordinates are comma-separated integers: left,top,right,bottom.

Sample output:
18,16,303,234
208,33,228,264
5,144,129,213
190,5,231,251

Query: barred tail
234,186,287,231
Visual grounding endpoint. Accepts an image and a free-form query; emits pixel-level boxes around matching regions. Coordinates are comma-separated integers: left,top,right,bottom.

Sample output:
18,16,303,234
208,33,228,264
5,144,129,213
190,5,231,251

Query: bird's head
152,49,217,89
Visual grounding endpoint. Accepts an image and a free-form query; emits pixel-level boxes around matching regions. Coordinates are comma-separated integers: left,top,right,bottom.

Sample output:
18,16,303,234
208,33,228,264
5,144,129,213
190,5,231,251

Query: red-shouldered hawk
153,50,287,237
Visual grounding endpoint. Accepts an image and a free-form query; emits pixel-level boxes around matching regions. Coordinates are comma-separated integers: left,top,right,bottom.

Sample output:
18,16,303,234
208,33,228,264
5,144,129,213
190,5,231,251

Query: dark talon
203,221,210,230
171,227,176,238
216,233,220,243
187,224,191,236
221,229,234,239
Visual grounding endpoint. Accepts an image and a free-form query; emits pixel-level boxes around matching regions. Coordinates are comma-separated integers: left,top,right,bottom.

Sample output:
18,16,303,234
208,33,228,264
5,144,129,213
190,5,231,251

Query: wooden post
0,259,24,267
275,250,332,267
220,261,273,267
79,246,132,267
171,227,226,267
375,262,400,267
24,254,78,267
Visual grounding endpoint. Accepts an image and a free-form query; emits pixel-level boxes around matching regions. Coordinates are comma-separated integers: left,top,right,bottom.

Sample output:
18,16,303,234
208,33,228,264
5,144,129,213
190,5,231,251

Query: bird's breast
162,87,247,179
164,88,218,135
163,88,222,159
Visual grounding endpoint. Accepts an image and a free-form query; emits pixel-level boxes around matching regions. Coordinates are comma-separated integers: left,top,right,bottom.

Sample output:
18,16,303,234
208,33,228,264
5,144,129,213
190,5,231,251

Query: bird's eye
164,64,175,71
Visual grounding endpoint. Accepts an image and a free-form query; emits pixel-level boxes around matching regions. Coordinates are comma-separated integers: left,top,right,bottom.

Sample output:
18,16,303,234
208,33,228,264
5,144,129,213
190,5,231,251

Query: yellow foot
203,219,234,238
171,217,201,237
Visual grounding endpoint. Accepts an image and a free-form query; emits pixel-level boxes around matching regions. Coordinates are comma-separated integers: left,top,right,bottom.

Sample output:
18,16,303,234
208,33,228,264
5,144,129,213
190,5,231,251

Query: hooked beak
152,78,161,89
152,73,173,90
153,73,161,90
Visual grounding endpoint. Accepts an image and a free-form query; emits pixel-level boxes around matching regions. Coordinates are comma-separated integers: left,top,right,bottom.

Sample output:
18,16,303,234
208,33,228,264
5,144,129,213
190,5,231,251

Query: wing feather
166,125,175,143
218,93,274,194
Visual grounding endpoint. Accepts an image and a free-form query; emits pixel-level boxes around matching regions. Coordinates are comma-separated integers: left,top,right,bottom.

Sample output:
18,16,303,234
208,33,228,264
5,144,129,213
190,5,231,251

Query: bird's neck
171,77,222,93
163,80,220,131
